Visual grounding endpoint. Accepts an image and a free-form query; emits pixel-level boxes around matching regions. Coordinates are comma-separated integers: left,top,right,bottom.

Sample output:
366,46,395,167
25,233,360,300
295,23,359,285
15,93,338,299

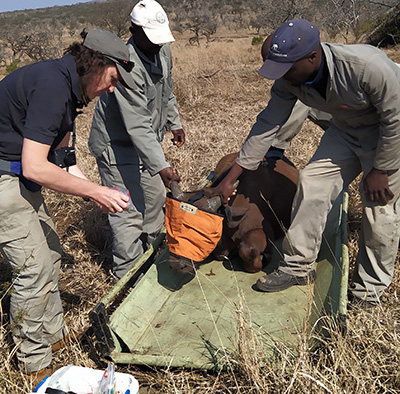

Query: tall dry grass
1,33,400,393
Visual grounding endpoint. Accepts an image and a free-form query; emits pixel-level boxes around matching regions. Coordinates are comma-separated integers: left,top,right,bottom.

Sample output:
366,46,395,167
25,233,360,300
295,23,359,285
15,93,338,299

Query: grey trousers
281,128,400,303
0,174,67,372
97,146,165,278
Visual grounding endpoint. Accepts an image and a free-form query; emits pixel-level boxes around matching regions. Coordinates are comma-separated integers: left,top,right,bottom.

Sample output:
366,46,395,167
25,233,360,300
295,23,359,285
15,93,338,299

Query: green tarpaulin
90,192,349,368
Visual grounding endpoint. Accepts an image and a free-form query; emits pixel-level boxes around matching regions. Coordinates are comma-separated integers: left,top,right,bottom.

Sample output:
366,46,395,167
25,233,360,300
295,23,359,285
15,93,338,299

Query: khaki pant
97,146,165,278
0,174,66,372
281,128,400,303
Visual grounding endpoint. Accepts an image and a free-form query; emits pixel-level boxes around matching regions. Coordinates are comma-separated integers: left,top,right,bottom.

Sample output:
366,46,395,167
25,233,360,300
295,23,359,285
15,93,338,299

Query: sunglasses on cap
100,53,135,73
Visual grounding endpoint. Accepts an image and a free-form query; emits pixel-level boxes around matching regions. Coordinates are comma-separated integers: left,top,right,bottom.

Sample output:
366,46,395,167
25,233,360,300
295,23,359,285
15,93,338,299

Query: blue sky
0,0,95,13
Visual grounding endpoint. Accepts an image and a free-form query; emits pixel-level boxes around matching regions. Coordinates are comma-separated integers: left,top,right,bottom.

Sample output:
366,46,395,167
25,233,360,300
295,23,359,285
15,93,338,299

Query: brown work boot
24,362,57,388
51,330,78,352
256,269,316,292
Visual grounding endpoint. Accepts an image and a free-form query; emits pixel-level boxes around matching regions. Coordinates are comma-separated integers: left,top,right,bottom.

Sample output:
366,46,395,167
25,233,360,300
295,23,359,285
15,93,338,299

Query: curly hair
64,30,115,94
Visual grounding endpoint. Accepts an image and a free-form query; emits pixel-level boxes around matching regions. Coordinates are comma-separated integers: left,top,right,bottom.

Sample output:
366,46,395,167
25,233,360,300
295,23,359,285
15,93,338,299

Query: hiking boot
256,269,316,292
24,362,57,388
51,330,78,352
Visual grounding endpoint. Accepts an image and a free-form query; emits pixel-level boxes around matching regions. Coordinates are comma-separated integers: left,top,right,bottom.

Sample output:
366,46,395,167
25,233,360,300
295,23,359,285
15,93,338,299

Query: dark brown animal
168,152,299,274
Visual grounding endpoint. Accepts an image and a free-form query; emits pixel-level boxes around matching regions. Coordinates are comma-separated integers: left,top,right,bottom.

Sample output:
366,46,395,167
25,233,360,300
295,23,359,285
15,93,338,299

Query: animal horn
206,195,223,213
170,181,185,200
195,195,222,213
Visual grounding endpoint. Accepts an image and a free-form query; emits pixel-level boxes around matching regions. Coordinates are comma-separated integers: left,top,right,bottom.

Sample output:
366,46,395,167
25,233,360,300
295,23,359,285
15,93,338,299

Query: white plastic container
31,364,139,394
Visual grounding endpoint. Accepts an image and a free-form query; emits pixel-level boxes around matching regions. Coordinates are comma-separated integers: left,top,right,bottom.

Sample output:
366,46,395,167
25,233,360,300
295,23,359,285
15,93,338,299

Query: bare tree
218,0,251,30
93,0,132,38
318,0,367,41
0,23,27,62
21,24,63,62
363,3,400,46
174,0,219,46
0,43,6,67
249,0,310,34
316,0,399,42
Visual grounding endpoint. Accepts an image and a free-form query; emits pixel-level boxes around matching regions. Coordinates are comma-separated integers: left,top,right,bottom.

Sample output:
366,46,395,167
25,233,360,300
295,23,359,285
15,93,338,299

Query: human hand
211,162,242,205
91,186,130,213
363,168,394,205
211,179,238,205
159,167,181,188
171,128,185,148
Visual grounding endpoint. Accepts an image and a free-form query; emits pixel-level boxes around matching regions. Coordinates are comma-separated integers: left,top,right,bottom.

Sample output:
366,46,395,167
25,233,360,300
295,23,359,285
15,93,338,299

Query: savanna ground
2,29,400,393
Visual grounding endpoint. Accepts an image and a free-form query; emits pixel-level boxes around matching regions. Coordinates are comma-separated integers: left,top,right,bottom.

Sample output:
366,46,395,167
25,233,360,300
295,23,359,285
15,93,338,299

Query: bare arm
21,139,129,213
212,162,243,204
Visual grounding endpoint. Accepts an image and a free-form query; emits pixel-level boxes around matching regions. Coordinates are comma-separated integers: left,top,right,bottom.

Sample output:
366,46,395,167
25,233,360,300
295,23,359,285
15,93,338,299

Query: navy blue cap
258,19,320,80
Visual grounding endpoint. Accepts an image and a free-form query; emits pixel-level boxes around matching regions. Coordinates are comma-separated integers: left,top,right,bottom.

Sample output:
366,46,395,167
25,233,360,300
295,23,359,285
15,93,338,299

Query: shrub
251,35,264,46
5,61,20,74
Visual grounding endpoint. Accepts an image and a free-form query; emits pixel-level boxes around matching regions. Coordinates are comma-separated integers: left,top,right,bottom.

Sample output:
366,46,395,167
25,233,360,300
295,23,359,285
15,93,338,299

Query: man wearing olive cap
90,0,184,279
216,19,400,306
0,29,135,384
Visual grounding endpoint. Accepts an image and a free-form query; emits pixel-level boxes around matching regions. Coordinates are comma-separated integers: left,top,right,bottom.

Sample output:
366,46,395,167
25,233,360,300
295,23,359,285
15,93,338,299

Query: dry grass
1,33,400,393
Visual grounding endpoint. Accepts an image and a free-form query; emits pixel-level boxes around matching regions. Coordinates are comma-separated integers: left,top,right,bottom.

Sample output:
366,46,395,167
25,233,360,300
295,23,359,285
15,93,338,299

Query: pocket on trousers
0,176,31,244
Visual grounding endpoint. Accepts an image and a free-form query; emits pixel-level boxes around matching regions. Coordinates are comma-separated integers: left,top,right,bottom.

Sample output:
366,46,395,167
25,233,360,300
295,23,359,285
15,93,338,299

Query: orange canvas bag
165,196,224,263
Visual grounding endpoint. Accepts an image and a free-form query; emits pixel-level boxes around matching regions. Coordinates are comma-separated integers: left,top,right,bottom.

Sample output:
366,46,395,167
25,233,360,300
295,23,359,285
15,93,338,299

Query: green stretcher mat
90,192,349,369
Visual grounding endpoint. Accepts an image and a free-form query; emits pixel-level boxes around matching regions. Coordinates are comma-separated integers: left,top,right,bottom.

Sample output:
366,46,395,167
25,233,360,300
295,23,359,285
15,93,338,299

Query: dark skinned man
89,0,184,279
215,19,400,306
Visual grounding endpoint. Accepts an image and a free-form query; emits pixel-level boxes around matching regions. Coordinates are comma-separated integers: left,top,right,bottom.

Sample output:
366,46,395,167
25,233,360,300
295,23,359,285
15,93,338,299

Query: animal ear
227,206,249,223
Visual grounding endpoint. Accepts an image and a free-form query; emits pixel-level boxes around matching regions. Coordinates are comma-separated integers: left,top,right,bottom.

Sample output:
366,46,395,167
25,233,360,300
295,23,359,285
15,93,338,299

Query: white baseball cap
130,0,175,45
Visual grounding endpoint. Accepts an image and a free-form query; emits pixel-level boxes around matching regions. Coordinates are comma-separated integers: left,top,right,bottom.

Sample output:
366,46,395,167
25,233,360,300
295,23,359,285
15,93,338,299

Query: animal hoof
168,257,196,275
